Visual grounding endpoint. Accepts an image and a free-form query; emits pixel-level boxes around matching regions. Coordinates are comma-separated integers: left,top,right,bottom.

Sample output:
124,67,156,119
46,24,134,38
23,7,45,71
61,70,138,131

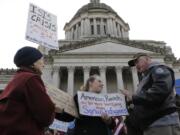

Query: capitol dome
64,0,130,40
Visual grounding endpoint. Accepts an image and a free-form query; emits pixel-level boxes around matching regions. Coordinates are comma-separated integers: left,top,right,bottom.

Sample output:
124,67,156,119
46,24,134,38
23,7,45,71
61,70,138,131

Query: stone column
84,19,87,36
117,24,121,37
67,66,75,95
65,31,68,39
115,66,124,90
42,66,53,84
100,66,107,93
124,30,129,39
85,18,90,36
113,19,117,37
71,28,74,40
68,31,71,40
66,31,70,40
93,18,97,35
100,18,104,35
87,18,91,36
69,29,72,40
131,67,139,92
109,18,114,36
66,31,69,40
83,66,90,84
80,19,84,37
52,66,60,88
121,27,124,38
74,24,78,39
77,24,80,39
107,18,111,35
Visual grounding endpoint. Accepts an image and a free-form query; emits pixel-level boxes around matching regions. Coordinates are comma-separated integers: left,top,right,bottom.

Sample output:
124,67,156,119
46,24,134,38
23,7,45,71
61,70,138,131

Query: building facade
1,0,180,95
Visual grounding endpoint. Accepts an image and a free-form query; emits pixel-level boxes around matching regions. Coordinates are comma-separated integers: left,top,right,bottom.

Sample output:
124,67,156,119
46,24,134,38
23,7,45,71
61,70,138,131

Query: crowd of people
0,46,180,135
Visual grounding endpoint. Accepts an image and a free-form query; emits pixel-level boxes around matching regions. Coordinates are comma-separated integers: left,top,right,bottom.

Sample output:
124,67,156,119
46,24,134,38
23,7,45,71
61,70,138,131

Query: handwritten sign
78,91,128,116
49,119,69,132
45,83,78,117
26,3,58,50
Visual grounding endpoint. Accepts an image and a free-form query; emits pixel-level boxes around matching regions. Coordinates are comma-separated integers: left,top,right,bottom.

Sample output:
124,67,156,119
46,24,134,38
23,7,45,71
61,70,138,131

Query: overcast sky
0,0,180,68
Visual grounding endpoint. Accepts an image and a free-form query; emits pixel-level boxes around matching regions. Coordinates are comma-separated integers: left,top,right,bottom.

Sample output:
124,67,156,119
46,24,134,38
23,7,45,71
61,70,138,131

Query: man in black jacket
121,53,180,135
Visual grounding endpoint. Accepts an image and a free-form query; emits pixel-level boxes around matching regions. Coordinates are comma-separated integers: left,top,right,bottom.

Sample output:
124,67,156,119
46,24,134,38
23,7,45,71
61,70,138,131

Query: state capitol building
1,0,180,94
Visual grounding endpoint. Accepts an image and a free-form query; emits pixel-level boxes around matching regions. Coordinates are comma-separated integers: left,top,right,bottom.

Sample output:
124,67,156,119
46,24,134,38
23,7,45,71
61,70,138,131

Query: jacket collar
148,62,163,70
142,62,163,76
17,67,40,75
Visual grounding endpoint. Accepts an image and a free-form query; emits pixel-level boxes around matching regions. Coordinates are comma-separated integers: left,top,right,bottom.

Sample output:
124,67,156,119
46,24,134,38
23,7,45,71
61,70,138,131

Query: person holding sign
121,53,180,135
0,46,55,135
56,75,115,135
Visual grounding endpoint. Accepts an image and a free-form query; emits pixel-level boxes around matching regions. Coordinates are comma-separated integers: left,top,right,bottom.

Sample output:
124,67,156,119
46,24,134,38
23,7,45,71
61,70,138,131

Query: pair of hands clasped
101,113,112,124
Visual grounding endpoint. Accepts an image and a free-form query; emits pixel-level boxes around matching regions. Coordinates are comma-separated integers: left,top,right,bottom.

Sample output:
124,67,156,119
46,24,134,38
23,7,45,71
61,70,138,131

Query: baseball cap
128,53,149,67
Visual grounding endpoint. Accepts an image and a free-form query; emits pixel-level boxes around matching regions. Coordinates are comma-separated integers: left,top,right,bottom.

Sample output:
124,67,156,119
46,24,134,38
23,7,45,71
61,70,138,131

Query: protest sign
49,119,69,132
26,3,58,50
45,83,78,117
78,91,128,116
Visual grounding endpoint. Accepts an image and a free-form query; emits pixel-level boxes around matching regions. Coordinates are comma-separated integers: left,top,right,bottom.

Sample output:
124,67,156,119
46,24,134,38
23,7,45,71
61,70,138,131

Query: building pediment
62,41,154,54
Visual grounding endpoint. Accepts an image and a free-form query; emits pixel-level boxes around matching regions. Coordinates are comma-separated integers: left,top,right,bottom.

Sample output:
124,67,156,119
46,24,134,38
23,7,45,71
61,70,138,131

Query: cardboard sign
45,83,78,117
49,119,69,132
78,91,128,116
26,3,58,50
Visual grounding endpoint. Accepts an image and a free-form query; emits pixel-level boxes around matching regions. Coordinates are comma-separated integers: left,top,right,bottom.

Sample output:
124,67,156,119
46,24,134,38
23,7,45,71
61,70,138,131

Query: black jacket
176,94,180,120
56,94,115,135
126,63,176,131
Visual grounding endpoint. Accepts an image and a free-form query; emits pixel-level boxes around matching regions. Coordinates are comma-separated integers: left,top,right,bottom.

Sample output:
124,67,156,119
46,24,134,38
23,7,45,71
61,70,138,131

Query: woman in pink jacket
0,46,55,135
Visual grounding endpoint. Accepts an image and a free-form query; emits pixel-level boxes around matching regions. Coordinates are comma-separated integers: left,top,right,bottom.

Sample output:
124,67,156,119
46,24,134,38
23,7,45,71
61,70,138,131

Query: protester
0,46,55,135
121,53,180,135
56,75,115,135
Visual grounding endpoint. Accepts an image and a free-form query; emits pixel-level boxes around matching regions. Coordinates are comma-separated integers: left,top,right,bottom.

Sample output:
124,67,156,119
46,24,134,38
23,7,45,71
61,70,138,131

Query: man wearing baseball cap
128,53,150,67
121,52,180,135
